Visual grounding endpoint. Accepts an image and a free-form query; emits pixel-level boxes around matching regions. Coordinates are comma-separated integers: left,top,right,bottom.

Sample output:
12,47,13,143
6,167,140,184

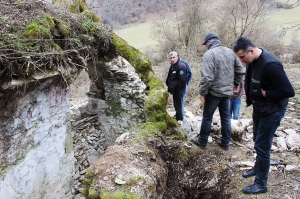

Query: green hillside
114,23,158,53
114,5,300,52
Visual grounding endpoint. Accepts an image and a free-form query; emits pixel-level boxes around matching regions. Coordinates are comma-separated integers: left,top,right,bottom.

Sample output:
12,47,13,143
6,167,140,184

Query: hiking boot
242,184,267,194
242,168,256,178
191,137,206,149
217,140,229,150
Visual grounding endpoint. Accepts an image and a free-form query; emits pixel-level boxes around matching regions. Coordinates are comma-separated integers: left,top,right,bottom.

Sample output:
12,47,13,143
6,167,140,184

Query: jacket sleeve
264,63,295,100
185,62,192,85
234,56,245,86
237,79,245,98
199,53,214,95
180,60,192,85
244,65,252,106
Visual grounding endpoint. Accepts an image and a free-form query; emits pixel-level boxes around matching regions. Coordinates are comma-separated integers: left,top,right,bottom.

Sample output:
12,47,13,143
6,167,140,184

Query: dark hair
233,37,256,53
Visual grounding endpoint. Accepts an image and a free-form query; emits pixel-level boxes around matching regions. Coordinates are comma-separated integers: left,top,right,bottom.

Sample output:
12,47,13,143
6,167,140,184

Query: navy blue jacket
180,59,192,85
166,60,187,94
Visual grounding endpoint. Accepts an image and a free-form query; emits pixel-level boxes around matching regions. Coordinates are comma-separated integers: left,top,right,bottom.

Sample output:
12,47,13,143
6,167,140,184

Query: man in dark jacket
166,51,187,122
233,37,295,194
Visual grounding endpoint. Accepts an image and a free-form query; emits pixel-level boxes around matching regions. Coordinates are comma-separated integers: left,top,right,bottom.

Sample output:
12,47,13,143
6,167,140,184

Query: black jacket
166,60,187,94
245,49,295,115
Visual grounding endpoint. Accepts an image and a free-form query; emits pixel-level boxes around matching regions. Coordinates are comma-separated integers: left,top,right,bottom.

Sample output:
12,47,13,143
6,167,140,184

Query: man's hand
200,95,205,102
261,89,266,97
233,85,238,92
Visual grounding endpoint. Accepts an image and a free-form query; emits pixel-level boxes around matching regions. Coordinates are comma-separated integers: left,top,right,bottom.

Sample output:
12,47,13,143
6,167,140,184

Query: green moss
113,34,152,83
69,0,81,13
25,23,39,39
39,26,51,38
100,190,141,199
25,14,55,39
69,0,102,23
82,172,98,198
83,172,94,186
81,18,100,33
92,15,102,23
135,122,165,140
87,188,100,199
165,128,187,140
145,89,168,120
53,43,61,51
54,19,70,36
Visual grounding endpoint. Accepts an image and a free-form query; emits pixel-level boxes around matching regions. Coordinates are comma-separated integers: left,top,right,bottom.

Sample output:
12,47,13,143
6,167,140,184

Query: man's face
236,49,254,64
169,54,179,64
205,40,210,50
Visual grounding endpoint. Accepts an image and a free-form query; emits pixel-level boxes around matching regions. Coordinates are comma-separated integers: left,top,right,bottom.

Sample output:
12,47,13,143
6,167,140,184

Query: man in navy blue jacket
233,37,295,195
166,51,187,122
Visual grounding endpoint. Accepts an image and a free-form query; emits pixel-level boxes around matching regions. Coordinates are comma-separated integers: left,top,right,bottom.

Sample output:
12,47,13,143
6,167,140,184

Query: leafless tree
207,0,272,46
151,0,209,59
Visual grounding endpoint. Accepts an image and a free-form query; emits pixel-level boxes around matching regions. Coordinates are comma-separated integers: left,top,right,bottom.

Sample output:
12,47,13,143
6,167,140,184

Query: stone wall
71,56,147,196
86,55,147,148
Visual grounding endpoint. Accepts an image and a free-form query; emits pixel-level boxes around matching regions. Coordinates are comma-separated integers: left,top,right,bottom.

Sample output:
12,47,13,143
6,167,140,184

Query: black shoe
191,137,206,149
242,168,256,178
217,140,229,150
242,184,267,194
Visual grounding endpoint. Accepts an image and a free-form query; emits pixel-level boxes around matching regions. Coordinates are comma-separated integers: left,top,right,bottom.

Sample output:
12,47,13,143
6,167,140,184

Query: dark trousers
198,93,231,144
173,88,185,121
252,106,287,187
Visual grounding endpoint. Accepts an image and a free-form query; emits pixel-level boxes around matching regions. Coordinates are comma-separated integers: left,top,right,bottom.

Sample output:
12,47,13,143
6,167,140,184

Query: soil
70,66,300,199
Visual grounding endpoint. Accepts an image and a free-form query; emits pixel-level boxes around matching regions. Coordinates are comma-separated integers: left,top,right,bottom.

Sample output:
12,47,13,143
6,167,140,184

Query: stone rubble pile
70,101,107,197
167,107,300,152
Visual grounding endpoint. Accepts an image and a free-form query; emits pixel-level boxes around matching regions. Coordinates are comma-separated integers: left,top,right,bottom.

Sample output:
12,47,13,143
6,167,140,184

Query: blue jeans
252,106,287,187
198,93,231,145
182,84,189,116
229,98,241,120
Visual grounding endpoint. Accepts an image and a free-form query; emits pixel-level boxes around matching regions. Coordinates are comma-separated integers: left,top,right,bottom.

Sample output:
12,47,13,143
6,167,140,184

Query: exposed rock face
0,1,148,198
86,56,147,148
0,53,147,198
0,77,74,198
70,56,147,196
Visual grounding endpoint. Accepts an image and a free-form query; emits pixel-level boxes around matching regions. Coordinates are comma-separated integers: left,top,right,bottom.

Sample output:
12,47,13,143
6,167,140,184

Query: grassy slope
269,3,300,44
114,5,300,51
114,22,159,53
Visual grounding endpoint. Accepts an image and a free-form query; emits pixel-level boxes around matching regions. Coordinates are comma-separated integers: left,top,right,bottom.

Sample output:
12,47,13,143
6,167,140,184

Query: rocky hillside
1,0,300,199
